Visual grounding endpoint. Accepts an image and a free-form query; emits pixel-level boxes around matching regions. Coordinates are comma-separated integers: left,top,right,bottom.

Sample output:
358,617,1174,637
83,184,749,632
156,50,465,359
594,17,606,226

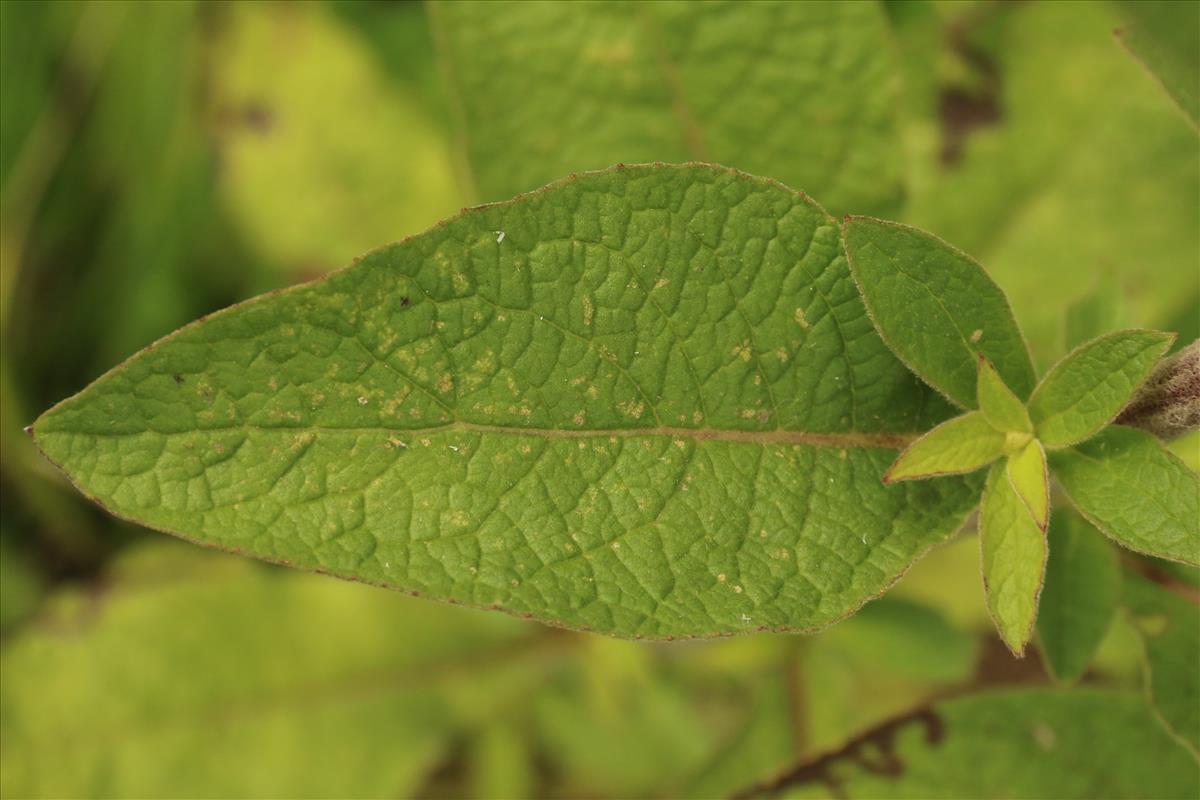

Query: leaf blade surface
977,357,1032,433
31,164,977,639
1124,572,1200,758
884,411,1004,482
843,217,1036,409
1050,426,1200,565
1036,510,1120,682
430,1,905,215
1029,329,1174,447
980,462,1047,655
1007,439,1049,531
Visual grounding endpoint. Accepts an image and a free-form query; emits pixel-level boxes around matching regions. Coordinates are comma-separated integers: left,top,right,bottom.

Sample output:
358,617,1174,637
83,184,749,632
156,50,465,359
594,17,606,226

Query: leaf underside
32,164,978,639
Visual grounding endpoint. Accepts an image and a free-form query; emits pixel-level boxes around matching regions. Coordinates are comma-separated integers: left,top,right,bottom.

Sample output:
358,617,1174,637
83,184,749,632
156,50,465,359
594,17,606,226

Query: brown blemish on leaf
939,11,1003,166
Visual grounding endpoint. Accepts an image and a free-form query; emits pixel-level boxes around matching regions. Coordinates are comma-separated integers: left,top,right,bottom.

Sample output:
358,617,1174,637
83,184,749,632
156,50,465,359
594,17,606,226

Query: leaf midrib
44,421,917,449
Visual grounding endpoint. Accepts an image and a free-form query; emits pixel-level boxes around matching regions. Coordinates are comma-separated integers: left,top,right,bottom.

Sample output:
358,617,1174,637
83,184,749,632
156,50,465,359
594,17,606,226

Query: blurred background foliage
0,1,1196,797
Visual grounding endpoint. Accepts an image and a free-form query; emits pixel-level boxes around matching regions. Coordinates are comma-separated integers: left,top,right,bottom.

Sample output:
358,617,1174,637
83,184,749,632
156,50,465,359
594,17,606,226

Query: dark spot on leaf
939,11,1003,166
173,374,185,385
400,296,411,308
242,101,274,134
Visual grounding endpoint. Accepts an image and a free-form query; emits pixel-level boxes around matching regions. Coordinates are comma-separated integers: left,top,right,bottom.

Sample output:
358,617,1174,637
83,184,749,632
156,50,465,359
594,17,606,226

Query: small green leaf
1036,511,1120,683
884,412,1005,482
843,217,1036,410
1028,329,1175,447
1007,439,1049,531
980,462,1048,656
977,357,1032,433
1115,0,1200,127
30,164,979,640
1050,426,1200,565
1124,572,1200,758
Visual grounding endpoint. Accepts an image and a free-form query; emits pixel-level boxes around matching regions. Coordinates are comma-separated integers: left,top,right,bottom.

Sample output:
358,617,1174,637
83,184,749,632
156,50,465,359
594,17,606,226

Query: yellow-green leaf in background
210,2,462,276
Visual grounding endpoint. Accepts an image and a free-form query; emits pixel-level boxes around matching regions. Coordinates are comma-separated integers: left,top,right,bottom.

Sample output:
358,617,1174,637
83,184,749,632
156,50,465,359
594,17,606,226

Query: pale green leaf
1007,439,1049,531
884,411,1005,482
1115,0,1200,127
1050,426,1200,565
211,3,462,274
980,461,1047,656
977,356,1031,433
430,0,905,215
842,217,1036,409
0,545,535,799
1036,510,1120,682
1124,572,1200,758
752,689,1200,799
31,164,977,640
1029,329,1175,447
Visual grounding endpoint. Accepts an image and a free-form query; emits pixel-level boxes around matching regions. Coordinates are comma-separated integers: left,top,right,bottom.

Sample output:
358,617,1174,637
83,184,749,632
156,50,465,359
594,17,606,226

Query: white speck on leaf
495,230,505,243
970,329,983,343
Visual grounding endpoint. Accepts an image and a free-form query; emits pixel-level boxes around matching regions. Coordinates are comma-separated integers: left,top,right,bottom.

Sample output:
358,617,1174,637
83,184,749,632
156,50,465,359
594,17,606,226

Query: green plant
7,2,1199,798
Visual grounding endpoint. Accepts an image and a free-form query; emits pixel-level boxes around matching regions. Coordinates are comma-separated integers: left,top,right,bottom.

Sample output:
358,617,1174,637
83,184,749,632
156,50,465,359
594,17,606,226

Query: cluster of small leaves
844,216,1195,655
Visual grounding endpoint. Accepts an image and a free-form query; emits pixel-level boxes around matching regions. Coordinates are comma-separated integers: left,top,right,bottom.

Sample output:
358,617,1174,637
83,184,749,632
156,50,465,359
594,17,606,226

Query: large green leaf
744,689,1200,799
31,164,978,639
979,461,1046,656
1028,330,1174,448
429,0,904,215
1036,510,1120,682
1050,426,1200,565
842,217,1036,409
1124,572,1200,758
1115,0,1200,127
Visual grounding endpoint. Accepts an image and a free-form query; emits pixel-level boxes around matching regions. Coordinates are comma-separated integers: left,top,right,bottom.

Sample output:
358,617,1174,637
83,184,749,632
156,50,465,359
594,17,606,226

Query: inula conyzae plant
9,2,1200,798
